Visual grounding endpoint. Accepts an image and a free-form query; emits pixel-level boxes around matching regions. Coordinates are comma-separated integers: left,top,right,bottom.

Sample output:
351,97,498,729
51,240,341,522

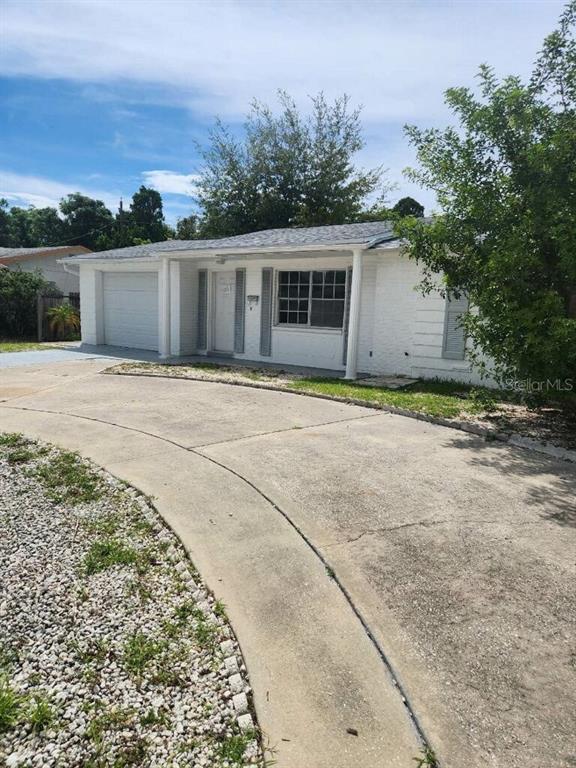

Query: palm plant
45,303,81,340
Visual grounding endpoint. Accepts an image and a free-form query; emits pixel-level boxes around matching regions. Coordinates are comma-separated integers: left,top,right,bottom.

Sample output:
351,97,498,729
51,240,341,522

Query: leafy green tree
7,207,35,247
27,207,67,246
397,2,576,384
59,193,114,250
392,196,424,218
128,186,168,242
176,214,200,240
0,199,11,246
0,268,49,339
197,91,387,237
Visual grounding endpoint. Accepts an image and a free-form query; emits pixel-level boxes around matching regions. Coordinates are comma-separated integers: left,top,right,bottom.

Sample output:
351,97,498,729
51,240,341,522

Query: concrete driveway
1,360,574,768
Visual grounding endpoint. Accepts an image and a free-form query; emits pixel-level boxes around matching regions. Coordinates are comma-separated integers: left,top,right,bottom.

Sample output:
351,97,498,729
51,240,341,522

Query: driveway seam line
0,402,434,758
188,412,383,449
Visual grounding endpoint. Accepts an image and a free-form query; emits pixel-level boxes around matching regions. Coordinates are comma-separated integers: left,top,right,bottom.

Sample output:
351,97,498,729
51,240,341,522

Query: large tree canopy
196,91,387,237
2,187,173,251
397,2,576,384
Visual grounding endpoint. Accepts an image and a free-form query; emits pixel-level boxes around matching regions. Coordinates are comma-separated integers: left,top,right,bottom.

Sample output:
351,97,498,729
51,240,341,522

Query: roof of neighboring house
65,221,399,262
0,245,92,264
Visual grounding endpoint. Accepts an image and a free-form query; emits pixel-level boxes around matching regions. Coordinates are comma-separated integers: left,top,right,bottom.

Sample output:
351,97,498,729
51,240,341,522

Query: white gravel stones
0,437,262,767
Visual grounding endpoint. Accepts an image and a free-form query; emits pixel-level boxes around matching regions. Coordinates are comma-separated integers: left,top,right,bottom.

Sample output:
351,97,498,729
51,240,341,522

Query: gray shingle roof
66,221,398,262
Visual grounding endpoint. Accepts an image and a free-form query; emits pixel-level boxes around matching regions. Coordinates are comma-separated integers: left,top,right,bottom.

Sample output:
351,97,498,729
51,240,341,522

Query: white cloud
0,170,122,212
0,0,564,124
141,171,200,197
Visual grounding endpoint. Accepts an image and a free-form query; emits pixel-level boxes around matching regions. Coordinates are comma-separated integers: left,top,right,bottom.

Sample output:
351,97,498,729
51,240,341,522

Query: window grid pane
277,270,346,327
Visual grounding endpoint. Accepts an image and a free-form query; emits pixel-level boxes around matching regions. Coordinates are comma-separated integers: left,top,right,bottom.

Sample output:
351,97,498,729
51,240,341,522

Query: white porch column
345,247,363,380
158,258,171,358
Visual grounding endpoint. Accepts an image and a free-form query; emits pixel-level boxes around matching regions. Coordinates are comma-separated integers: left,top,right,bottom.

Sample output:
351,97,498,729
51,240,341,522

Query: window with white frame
277,270,347,328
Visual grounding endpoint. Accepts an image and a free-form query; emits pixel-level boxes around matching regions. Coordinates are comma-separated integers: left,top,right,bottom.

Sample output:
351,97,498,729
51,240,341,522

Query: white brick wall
79,250,493,385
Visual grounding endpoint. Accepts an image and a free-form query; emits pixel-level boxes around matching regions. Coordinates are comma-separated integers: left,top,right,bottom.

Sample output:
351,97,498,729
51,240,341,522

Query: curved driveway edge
0,385,423,767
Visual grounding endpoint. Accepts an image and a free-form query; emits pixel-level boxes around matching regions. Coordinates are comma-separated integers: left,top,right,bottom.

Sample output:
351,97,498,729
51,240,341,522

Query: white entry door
213,271,236,352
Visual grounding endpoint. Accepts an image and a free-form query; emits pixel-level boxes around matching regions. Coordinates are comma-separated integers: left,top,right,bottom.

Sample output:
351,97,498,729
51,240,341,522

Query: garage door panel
103,272,158,351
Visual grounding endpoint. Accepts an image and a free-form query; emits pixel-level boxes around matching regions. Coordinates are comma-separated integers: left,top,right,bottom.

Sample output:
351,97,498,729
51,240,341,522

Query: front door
213,271,236,352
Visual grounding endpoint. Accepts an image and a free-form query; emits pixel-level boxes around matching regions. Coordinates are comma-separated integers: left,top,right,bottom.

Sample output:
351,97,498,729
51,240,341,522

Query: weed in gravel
213,600,227,620
86,707,134,745
72,638,110,665
0,432,25,447
139,708,169,727
0,677,22,732
122,633,166,676
29,450,104,505
0,643,19,673
85,513,121,536
173,600,204,625
161,620,180,639
27,694,54,732
218,730,256,765
7,447,36,464
83,539,141,575
114,736,148,766
194,617,218,651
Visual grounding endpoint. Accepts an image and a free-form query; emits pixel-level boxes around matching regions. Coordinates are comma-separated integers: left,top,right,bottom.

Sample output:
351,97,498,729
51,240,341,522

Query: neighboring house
0,246,91,294
64,221,482,383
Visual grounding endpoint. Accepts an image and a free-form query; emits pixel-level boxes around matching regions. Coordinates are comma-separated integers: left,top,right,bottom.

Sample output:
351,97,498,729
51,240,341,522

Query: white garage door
103,272,158,351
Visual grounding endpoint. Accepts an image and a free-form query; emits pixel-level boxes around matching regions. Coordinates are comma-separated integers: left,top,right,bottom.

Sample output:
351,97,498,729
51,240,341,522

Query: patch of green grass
0,341,47,353
29,450,104,505
0,432,25,447
173,600,204,625
27,694,54,732
217,731,257,765
289,377,500,419
122,632,166,676
86,707,134,745
213,600,227,619
7,447,37,465
0,677,22,733
83,539,142,575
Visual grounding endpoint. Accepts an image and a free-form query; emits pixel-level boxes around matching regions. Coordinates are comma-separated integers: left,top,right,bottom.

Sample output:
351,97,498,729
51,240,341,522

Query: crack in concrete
323,518,542,547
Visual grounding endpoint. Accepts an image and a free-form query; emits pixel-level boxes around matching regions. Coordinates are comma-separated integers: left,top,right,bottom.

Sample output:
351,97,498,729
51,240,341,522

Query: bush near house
0,268,49,340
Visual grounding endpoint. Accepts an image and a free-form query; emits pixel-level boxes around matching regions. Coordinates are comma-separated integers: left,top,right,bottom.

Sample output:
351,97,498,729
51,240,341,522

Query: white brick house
64,222,483,383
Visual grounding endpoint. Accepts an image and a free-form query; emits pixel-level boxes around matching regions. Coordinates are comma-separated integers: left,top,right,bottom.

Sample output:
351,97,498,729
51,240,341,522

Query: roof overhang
62,236,402,266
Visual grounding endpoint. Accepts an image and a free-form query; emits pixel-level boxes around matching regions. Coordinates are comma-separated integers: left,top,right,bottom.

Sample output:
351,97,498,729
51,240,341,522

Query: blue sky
0,0,566,226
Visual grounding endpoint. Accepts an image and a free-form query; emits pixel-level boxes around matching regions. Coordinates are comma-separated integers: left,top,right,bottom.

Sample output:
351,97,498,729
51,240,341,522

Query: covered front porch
80,246,367,379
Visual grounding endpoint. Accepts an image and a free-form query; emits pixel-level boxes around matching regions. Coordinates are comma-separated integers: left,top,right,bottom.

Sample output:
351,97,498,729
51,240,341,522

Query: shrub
0,268,49,339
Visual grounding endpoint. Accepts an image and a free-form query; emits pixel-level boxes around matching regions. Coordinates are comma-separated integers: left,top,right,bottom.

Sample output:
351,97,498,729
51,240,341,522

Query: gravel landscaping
0,433,264,768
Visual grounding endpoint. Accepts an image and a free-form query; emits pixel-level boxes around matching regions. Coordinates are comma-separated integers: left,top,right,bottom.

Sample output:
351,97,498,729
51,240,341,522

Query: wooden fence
37,293,81,342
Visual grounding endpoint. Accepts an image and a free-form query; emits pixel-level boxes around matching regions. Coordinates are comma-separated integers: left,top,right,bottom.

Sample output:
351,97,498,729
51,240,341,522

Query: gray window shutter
197,269,208,350
260,267,273,357
442,292,469,360
234,268,246,353
342,266,353,365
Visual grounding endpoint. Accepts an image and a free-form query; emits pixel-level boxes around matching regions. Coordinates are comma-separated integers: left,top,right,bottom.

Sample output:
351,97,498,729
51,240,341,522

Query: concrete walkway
1,360,574,768
0,360,423,768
